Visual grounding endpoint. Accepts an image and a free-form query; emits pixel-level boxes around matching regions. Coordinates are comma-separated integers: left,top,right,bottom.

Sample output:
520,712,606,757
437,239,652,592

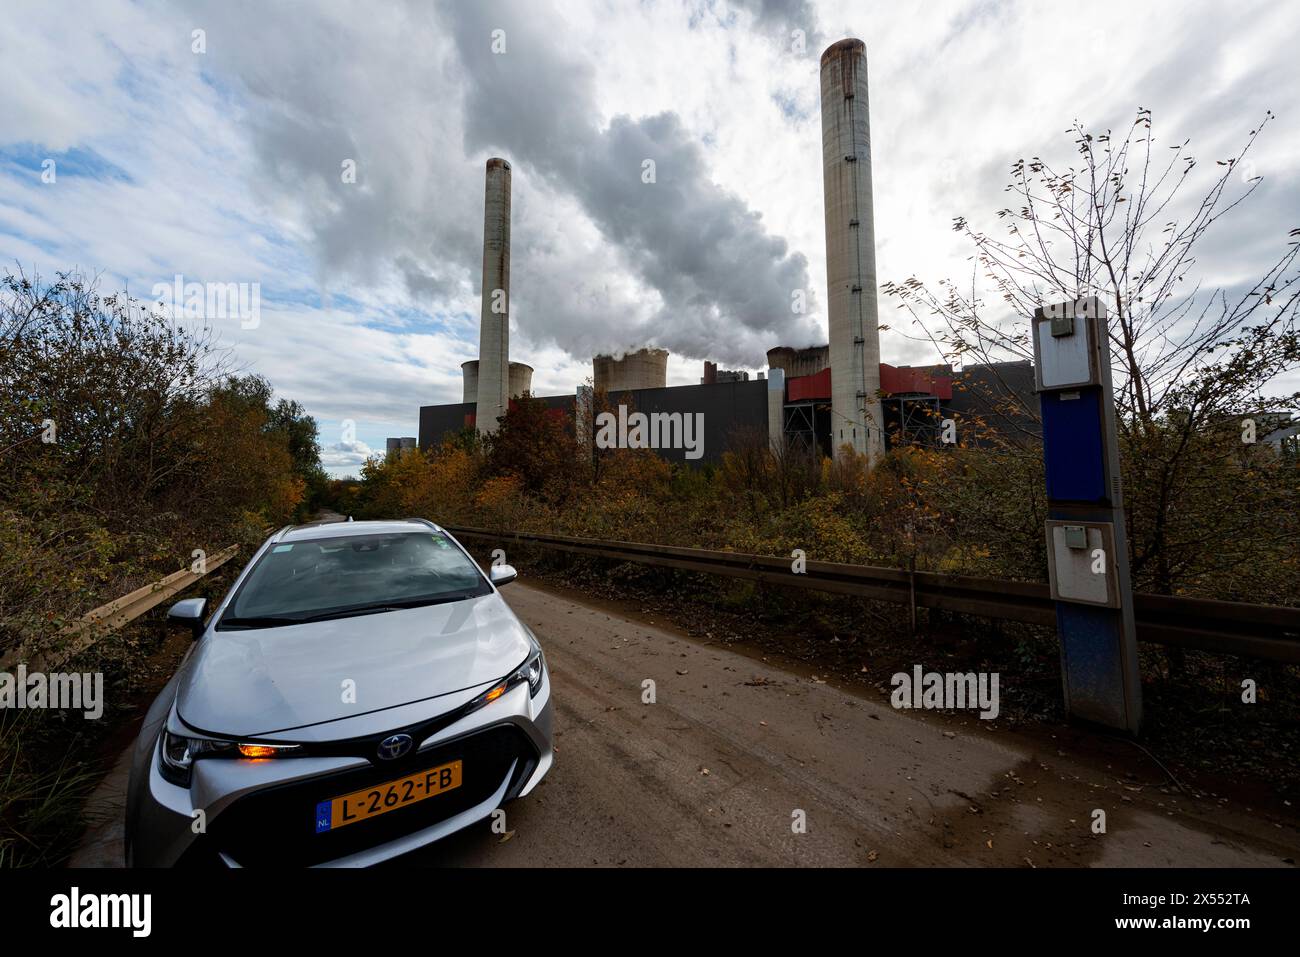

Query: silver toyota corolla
124,518,553,867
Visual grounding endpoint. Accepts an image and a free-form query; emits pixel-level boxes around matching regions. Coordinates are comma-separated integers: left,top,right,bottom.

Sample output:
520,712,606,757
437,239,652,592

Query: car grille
179,724,537,867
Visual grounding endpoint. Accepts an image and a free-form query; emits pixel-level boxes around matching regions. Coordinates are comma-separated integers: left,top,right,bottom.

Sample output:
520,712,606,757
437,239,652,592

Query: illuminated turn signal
238,744,280,759
483,683,508,704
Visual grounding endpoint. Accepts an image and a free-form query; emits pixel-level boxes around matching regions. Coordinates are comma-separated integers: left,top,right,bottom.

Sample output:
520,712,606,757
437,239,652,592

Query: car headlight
465,645,546,715
159,731,230,786
524,648,544,695
159,730,300,787
520,631,545,696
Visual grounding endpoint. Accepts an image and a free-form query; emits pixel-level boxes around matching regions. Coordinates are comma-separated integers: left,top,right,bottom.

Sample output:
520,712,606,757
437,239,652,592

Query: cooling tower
508,361,534,398
592,348,669,393
461,360,479,405
766,345,830,380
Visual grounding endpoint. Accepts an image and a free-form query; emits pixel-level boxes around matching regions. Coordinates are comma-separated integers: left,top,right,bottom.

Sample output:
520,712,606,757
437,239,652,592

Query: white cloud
1,0,1297,477
321,439,377,470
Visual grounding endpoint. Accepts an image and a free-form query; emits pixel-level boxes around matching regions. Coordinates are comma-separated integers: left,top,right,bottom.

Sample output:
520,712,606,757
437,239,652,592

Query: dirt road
399,581,1298,867
74,577,1299,868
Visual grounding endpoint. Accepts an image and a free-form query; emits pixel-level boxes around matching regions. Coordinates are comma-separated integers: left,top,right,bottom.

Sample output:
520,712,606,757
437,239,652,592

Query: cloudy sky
3,0,1298,474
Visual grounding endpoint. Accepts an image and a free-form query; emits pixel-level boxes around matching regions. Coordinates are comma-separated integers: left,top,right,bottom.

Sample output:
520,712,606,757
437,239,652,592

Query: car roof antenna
347,515,354,522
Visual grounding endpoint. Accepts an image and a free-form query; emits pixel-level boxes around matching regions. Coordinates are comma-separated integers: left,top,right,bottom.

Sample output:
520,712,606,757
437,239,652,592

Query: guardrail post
1033,296,1142,733
907,555,917,635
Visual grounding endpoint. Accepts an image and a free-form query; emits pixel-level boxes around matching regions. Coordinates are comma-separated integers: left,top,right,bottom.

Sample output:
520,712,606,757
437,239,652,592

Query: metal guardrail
0,543,242,673
444,526,1300,663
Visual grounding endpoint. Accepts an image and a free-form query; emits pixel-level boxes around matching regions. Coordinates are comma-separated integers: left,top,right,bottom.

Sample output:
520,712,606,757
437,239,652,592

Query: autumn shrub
347,375,1295,610
0,269,325,866
0,272,321,658
471,473,532,530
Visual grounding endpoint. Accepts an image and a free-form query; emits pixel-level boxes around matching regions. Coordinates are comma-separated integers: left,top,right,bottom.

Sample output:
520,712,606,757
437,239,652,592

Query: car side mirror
489,564,517,587
167,597,208,640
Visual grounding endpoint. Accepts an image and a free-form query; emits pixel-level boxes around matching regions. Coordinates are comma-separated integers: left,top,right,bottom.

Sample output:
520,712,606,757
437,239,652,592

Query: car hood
177,592,531,738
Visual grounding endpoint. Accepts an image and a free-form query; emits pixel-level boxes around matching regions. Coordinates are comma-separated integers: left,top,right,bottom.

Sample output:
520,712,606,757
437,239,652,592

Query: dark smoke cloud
729,0,824,47
443,0,820,364
186,0,820,367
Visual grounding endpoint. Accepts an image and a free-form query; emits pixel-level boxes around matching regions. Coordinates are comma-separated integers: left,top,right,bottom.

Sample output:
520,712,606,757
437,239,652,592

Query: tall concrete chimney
820,39,883,465
476,158,512,436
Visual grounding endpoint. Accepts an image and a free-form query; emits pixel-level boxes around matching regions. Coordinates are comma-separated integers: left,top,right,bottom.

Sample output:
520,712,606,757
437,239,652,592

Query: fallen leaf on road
986,839,993,849
867,850,878,862
499,831,516,844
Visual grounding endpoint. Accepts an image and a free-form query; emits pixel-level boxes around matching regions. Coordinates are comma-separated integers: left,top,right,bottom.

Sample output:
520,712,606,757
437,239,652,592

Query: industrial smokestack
820,39,884,464
475,158,512,436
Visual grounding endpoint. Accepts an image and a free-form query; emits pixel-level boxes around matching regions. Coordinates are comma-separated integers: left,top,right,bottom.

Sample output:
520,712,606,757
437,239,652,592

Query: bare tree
883,111,1300,602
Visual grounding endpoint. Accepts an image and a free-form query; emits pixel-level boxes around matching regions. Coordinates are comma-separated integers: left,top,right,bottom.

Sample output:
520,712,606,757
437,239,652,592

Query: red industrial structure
779,361,961,454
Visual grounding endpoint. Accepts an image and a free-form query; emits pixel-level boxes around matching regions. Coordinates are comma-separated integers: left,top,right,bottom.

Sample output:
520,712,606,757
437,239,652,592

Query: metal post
1033,296,1142,733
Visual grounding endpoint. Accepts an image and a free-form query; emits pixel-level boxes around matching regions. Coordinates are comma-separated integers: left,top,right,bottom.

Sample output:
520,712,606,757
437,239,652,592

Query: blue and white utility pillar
1033,296,1142,733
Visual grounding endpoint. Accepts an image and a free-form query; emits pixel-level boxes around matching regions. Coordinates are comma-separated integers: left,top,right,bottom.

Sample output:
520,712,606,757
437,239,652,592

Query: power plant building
420,351,1037,464
416,40,1040,465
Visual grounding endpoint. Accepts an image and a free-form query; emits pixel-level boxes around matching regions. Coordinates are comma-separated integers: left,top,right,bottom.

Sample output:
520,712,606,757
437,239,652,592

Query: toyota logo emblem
377,733,413,761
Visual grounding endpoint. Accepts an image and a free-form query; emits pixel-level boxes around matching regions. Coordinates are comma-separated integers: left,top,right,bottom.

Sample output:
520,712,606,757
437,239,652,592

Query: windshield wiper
379,592,481,609
219,592,484,629
217,615,306,630
289,593,483,624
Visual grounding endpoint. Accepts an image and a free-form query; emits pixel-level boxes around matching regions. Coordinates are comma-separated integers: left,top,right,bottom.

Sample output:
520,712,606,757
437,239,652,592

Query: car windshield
218,531,490,629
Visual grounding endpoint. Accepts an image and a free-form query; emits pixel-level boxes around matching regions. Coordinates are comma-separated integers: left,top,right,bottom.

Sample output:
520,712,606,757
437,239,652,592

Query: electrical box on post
1033,296,1142,734
1033,297,1100,391
1045,520,1119,607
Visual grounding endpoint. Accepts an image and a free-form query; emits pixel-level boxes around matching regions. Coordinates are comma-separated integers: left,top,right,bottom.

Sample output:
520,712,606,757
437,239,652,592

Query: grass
0,713,104,868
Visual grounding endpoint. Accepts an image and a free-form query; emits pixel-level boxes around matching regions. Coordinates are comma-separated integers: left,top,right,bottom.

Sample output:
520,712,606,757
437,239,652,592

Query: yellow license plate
315,760,462,833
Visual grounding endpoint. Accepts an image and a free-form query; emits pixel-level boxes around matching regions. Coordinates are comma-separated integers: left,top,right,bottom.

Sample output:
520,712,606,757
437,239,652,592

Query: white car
124,519,553,867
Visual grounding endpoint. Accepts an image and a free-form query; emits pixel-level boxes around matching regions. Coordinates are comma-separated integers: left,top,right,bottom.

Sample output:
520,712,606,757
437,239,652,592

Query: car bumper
128,675,553,867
